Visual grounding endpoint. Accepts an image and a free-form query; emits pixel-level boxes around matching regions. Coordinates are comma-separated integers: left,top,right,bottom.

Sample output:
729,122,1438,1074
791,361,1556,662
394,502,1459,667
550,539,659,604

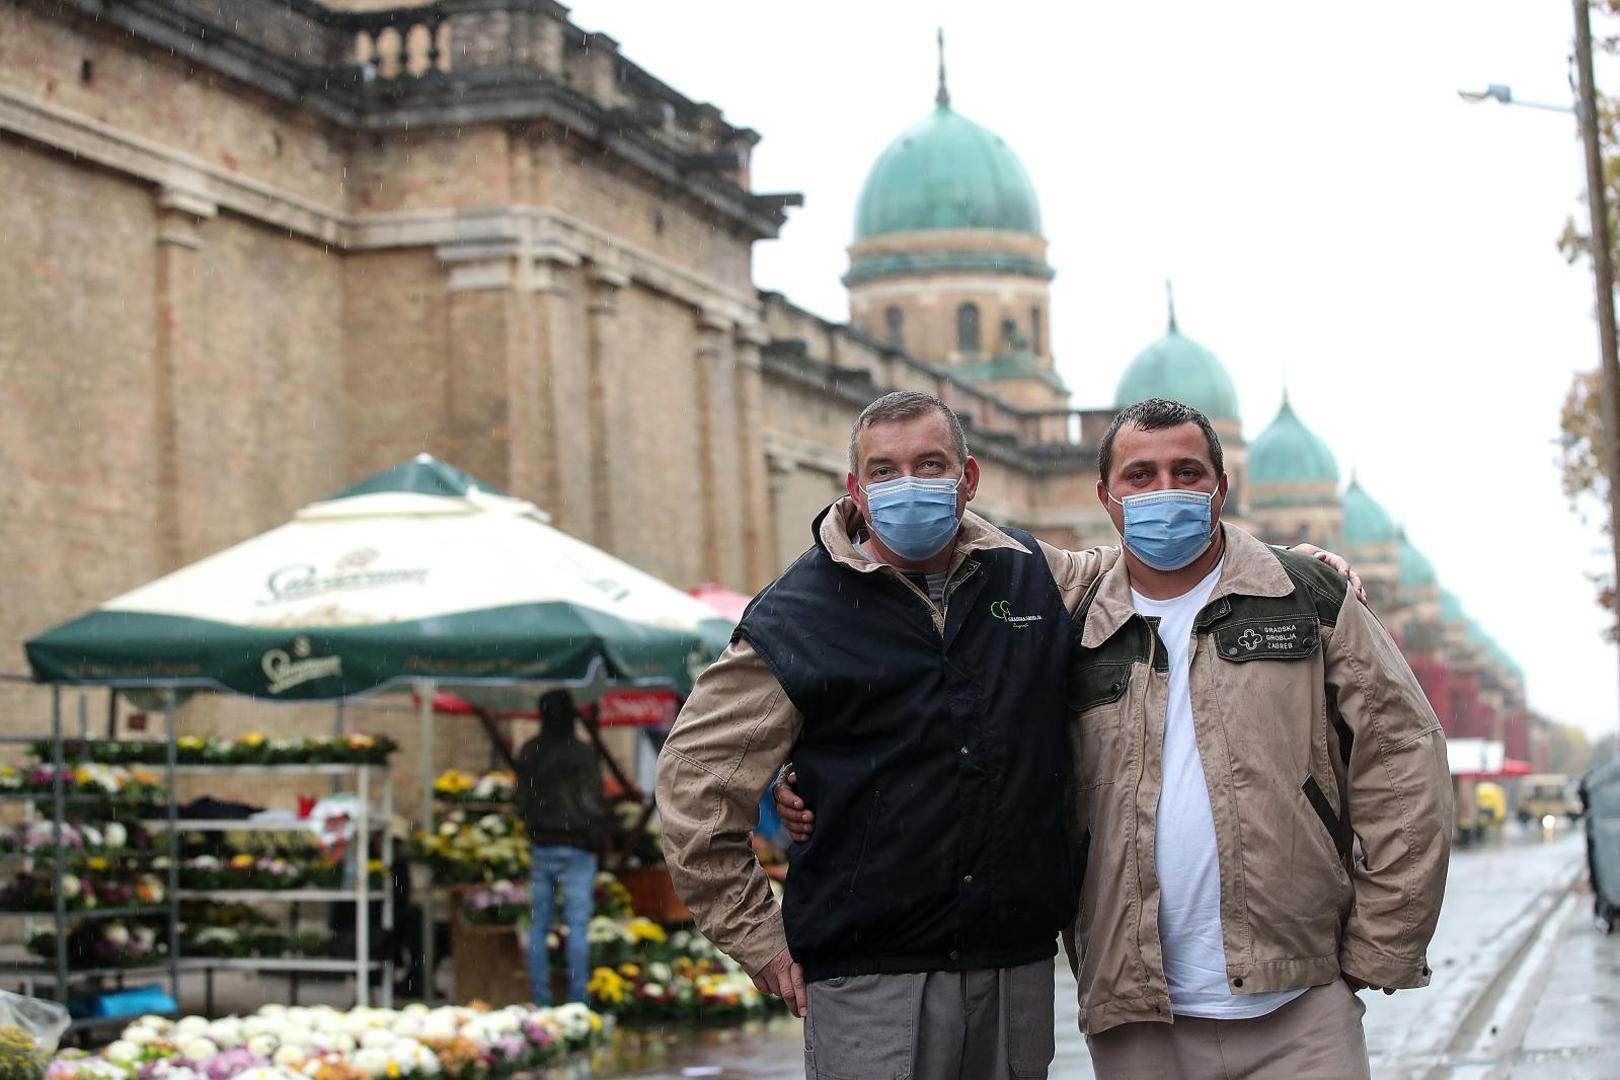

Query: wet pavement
589,823,1611,1078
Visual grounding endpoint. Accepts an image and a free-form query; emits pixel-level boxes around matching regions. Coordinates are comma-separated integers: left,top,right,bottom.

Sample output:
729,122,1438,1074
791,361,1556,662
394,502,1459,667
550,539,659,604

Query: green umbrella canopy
27,456,732,699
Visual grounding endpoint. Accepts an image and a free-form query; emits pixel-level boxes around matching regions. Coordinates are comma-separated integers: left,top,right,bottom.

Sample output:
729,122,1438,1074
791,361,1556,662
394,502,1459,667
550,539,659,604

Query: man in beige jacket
775,397,1449,1078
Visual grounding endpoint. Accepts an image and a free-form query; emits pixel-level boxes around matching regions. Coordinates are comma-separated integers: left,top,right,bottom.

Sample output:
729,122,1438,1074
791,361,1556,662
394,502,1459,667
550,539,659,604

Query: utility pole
1574,0,1620,737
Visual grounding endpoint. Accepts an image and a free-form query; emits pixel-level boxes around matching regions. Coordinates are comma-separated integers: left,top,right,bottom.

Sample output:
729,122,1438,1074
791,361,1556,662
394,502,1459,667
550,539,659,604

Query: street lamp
1457,83,1575,113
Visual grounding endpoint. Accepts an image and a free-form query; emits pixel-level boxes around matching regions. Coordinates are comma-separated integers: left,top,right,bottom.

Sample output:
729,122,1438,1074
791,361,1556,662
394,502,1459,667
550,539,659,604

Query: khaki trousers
1084,980,1371,1080
803,958,1056,1079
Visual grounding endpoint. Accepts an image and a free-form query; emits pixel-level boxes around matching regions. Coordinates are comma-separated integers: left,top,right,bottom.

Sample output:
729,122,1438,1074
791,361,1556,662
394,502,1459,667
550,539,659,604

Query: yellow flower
229,853,255,870
86,857,109,872
178,736,206,750
240,733,266,747
385,1064,400,1079
626,917,667,944
617,963,640,979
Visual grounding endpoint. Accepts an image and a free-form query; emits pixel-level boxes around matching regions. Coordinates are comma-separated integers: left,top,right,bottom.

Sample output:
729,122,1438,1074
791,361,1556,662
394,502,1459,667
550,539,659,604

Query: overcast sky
569,0,1618,741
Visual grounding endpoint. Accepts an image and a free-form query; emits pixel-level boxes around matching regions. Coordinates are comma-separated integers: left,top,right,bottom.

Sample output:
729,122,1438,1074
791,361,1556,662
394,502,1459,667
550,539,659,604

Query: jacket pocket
1070,661,1130,791
845,789,881,896
1302,774,1349,860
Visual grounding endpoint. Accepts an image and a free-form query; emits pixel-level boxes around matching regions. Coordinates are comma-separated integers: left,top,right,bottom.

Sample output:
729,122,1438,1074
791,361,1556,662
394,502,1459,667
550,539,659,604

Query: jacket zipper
888,560,978,636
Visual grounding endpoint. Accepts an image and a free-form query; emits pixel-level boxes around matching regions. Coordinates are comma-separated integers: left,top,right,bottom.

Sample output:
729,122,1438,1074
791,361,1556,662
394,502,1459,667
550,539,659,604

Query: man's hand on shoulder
774,769,814,843
1294,543,1368,605
752,946,807,1017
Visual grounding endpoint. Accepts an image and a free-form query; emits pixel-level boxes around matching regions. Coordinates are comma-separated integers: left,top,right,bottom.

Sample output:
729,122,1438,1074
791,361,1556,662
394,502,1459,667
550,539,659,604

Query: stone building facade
0,0,1543,778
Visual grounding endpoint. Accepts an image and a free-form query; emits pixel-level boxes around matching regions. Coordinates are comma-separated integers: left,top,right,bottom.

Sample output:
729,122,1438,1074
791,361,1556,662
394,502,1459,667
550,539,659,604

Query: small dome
1342,474,1399,547
1399,531,1438,591
1114,320,1242,423
1250,396,1340,489
854,103,1043,240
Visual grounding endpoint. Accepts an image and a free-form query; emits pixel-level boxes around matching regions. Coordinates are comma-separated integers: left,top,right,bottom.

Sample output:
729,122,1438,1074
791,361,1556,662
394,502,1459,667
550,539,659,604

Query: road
592,824,1603,1078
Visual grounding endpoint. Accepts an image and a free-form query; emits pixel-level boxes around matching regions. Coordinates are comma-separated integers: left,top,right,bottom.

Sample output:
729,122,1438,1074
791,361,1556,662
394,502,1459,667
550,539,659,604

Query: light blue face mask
1109,486,1219,571
862,475,963,561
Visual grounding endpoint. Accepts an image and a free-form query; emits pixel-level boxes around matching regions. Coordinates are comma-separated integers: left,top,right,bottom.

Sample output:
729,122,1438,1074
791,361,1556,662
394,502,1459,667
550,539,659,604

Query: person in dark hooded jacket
515,689,607,1004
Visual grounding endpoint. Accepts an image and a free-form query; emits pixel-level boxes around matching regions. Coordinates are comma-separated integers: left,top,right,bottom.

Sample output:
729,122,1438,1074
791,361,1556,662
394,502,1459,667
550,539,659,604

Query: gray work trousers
802,957,1056,1080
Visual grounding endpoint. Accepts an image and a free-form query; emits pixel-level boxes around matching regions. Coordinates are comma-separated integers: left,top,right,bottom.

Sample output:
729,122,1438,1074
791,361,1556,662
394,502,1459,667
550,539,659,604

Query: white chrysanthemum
648,962,672,985
104,1040,140,1065
179,1038,219,1061
357,1030,396,1051
350,1048,389,1080
271,1046,307,1068
232,1068,304,1080
175,1017,210,1038
245,1034,278,1059
206,1018,244,1048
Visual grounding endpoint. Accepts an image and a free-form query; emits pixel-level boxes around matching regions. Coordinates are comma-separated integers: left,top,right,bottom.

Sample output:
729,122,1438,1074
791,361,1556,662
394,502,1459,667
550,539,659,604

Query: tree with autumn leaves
1558,1,1620,638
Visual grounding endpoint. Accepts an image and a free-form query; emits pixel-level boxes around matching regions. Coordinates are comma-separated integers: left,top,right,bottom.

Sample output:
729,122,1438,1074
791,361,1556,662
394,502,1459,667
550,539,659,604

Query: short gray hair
847,391,970,474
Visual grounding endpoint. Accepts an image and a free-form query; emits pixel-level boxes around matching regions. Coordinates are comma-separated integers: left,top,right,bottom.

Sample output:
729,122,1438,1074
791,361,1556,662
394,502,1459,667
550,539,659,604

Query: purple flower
204,1049,267,1080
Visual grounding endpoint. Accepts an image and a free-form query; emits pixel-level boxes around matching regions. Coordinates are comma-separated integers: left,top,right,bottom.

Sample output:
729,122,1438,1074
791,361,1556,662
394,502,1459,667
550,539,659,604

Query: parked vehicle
1517,773,1583,825
1581,761,1620,934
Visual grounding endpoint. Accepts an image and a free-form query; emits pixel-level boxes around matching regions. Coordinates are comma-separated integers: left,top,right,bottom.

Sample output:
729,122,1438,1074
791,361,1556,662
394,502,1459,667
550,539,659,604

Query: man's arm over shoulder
1036,541,1120,616
1323,583,1452,990
656,639,804,976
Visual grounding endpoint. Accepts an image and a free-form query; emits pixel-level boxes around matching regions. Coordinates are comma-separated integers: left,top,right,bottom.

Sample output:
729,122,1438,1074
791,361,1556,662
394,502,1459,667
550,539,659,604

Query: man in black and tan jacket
776,398,1452,1079
657,391,1362,1079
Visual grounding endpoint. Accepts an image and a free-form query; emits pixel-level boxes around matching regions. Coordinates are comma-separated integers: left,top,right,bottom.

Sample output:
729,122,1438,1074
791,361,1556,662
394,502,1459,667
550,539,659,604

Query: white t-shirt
1131,561,1307,1020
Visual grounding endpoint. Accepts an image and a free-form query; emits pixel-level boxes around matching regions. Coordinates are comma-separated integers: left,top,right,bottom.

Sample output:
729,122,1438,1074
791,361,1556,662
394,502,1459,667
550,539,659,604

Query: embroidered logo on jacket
990,600,1044,629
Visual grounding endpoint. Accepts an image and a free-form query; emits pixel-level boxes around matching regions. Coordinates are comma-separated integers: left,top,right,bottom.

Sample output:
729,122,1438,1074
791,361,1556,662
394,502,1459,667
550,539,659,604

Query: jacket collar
815,496,1030,576
1080,522,1295,649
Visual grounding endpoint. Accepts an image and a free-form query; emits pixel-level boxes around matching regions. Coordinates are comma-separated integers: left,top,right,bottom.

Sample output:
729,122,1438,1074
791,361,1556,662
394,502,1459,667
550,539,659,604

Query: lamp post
1461,0,1620,741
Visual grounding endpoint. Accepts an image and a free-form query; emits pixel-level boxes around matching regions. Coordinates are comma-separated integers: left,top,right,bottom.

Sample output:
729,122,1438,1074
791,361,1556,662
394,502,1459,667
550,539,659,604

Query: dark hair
538,689,579,739
1098,398,1225,482
847,391,970,474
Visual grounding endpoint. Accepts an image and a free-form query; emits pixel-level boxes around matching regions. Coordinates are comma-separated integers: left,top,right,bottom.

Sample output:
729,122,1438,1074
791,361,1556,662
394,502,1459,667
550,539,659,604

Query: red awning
425,689,678,728
689,583,752,623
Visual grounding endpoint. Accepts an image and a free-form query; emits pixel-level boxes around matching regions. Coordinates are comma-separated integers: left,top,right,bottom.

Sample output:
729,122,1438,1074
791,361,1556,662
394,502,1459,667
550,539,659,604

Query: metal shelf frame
4,692,395,1017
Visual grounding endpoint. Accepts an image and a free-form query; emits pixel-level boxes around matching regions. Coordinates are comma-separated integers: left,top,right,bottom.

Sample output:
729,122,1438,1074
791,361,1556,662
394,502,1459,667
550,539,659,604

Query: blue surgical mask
1109,487,1219,571
862,475,963,561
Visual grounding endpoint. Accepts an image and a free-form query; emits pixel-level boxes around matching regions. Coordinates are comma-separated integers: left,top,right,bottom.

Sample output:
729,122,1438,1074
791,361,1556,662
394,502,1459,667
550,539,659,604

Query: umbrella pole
417,679,436,1004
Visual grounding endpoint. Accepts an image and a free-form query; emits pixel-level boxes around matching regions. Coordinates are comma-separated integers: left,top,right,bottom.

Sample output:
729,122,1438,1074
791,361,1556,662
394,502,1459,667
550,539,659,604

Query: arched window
1030,305,1043,354
885,306,904,349
956,302,981,353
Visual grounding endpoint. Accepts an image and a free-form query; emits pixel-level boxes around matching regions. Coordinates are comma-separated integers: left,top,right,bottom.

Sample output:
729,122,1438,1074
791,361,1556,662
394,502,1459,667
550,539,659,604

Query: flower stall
18,456,732,1020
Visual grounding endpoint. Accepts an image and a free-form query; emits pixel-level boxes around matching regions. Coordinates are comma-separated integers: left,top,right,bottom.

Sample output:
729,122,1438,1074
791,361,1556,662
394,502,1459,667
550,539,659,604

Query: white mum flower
358,1030,395,1050
104,1040,141,1065
351,1048,389,1080
271,1047,306,1068
245,1034,278,1058
175,1017,209,1037
179,1038,219,1061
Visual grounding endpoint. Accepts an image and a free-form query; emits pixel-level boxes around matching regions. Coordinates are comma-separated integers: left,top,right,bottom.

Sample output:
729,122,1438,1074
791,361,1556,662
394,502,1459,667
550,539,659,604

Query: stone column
694,309,744,585
585,261,629,551
153,184,216,569
734,322,775,588
435,239,583,513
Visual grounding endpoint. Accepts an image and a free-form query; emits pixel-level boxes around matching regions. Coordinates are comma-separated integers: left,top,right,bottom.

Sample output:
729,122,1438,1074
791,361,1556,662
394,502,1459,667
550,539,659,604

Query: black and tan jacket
656,499,1104,977
1065,524,1452,1034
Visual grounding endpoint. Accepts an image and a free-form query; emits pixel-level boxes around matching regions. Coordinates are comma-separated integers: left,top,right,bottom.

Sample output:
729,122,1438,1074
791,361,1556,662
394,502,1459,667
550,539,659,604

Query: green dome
1342,475,1398,547
1250,397,1340,489
854,103,1043,240
1114,320,1242,423
1439,589,1467,624
1399,531,1438,590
